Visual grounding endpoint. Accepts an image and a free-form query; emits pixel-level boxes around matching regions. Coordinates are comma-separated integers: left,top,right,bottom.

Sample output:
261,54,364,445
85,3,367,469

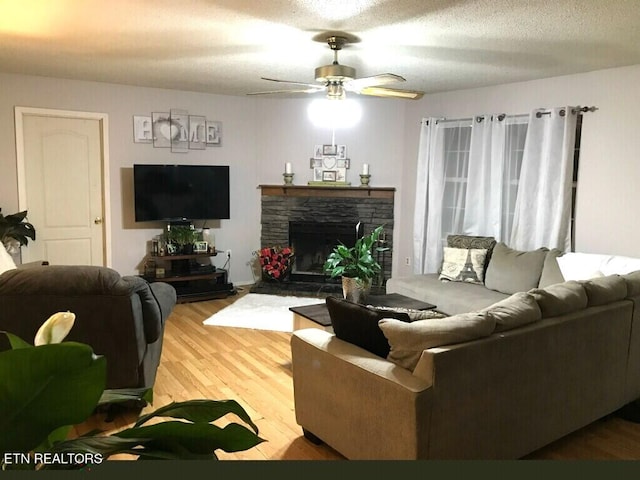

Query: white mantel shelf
258,184,395,199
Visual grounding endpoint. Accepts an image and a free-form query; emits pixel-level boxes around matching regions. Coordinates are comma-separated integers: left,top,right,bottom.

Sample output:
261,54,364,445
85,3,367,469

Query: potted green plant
323,224,388,303
0,209,36,253
165,226,199,254
0,312,265,469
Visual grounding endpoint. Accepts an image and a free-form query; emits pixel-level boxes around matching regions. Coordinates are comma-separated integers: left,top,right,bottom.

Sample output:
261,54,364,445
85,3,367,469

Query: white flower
34,311,76,346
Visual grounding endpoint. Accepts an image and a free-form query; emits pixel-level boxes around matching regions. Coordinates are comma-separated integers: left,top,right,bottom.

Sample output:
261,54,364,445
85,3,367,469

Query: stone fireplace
257,184,395,294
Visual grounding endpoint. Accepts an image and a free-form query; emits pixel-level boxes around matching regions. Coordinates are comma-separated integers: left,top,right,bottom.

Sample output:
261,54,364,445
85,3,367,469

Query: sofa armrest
122,276,176,343
290,329,433,459
292,328,431,391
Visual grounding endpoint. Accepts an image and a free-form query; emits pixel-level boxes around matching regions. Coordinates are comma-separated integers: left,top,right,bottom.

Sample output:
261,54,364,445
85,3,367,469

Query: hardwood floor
76,286,640,461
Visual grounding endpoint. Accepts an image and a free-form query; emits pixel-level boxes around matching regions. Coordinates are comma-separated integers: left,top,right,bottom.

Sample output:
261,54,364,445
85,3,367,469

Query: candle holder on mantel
283,173,294,185
359,174,371,187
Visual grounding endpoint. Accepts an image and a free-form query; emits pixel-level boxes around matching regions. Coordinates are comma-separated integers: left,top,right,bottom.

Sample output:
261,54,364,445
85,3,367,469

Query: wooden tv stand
142,252,236,303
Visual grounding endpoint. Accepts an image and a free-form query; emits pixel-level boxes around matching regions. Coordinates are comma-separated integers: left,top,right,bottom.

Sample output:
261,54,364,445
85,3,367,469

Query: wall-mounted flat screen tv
133,164,230,222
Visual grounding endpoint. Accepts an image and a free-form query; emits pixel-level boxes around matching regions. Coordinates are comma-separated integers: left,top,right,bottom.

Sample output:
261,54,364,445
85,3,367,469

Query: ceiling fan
247,34,424,100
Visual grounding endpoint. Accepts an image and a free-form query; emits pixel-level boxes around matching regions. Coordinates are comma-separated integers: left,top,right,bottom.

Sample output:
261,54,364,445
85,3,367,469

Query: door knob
94,217,103,225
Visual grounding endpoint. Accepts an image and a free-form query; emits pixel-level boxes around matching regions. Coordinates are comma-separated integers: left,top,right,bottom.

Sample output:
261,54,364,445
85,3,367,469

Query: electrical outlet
225,249,232,258
405,257,411,266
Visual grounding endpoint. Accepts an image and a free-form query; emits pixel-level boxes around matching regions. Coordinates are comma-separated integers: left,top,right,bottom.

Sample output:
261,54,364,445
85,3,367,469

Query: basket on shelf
256,246,294,282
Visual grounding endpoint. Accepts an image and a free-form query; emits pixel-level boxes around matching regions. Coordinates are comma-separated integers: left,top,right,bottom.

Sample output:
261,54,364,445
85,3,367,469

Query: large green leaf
134,399,259,433
116,421,265,455
0,342,106,454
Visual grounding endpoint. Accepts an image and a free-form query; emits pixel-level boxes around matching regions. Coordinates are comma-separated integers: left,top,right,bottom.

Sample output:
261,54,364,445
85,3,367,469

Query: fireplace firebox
288,221,363,282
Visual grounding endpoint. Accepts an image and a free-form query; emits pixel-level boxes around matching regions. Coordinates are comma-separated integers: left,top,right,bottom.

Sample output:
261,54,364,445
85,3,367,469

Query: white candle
285,162,292,174
362,163,369,175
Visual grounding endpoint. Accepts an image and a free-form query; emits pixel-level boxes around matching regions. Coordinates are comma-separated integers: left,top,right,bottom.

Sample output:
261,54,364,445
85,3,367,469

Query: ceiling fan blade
260,77,324,89
358,86,425,100
246,88,325,96
345,73,406,91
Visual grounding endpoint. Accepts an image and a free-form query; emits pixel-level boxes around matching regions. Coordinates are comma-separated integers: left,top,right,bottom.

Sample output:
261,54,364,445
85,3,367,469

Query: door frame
14,106,112,267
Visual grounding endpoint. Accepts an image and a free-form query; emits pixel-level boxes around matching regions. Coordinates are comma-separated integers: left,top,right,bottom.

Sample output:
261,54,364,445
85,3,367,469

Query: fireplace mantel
259,184,395,199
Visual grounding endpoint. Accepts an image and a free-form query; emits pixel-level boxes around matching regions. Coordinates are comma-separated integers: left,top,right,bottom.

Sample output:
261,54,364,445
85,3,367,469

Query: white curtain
509,107,577,251
413,118,441,273
463,114,506,238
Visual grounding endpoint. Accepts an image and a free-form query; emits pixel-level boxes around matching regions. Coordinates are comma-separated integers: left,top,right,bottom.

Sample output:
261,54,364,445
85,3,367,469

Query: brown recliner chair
0,265,176,391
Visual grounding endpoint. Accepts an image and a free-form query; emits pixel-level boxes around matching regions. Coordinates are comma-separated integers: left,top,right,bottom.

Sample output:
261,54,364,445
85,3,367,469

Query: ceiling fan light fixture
326,82,345,100
307,98,362,128
315,64,356,83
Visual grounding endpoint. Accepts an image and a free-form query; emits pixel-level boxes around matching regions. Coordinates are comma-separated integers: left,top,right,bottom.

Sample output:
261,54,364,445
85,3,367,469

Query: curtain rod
535,106,598,118
422,106,598,125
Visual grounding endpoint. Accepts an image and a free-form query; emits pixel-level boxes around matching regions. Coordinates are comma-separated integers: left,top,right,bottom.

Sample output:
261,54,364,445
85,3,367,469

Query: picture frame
337,145,347,159
206,121,222,145
310,158,322,168
170,109,189,153
337,158,350,169
133,115,152,143
194,241,208,253
188,115,206,150
314,145,323,159
152,112,172,148
322,144,337,156
322,170,337,182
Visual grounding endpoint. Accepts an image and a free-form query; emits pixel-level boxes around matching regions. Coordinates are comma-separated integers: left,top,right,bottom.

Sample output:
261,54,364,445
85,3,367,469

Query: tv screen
133,164,230,222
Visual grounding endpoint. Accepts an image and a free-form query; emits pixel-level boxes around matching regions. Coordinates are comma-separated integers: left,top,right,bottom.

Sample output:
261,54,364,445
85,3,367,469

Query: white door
15,108,111,266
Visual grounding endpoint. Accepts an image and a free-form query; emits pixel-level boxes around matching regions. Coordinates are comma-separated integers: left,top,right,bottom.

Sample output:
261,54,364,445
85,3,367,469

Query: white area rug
202,293,323,332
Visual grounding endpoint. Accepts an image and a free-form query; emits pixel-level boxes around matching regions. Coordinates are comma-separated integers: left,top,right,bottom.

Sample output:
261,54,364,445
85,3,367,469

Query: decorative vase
341,276,372,304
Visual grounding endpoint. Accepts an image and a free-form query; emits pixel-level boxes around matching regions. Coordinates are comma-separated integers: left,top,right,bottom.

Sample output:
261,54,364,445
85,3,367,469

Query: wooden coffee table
289,293,437,331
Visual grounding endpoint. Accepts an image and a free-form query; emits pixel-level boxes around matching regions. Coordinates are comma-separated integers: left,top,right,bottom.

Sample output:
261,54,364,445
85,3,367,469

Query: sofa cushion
325,296,410,358
386,273,509,316
623,271,640,297
482,292,542,332
528,281,588,317
0,242,17,277
579,275,628,306
538,249,565,288
379,312,496,371
438,247,488,285
484,243,548,294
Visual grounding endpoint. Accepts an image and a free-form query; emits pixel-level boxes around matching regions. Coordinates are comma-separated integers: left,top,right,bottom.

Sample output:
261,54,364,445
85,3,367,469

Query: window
438,117,529,246
440,122,472,242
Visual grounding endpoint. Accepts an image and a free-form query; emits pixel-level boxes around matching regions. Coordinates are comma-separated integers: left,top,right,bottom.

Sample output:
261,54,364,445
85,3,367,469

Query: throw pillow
481,292,542,333
447,234,497,274
484,242,548,295
528,281,588,318
0,242,17,277
538,249,565,288
556,252,608,281
378,312,496,371
368,305,447,321
578,275,628,306
439,247,488,284
447,234,496,251
325,296,410,358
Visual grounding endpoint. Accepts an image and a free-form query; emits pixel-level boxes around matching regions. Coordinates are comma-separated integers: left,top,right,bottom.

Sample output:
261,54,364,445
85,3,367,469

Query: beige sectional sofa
290,241,640,459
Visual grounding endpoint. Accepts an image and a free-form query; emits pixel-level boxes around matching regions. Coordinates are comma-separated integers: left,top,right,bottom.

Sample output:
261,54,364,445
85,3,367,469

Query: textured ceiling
1,0,640,99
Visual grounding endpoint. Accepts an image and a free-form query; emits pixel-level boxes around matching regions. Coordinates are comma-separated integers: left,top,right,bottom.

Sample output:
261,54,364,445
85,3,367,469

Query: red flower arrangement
257,246,294,281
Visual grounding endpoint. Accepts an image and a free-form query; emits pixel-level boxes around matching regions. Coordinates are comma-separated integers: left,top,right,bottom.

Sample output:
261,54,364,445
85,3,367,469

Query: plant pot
342,276,372,304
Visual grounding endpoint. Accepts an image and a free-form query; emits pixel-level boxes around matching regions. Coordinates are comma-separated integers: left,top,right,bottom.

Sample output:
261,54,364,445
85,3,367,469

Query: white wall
395,64,640,278
4,64,637,285
0,73,407,283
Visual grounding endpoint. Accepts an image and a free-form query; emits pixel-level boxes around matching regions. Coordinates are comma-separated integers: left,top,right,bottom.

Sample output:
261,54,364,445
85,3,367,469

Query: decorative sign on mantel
133,109,222,152
309,144,351,186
